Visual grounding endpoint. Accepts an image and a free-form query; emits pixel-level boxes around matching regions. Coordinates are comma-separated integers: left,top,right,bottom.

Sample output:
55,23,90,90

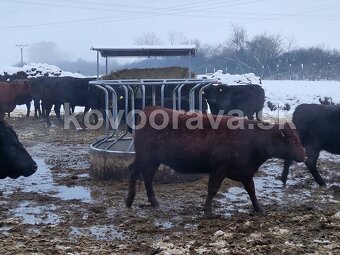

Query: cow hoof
317,180,326,187
149,197,159,207
252,208,265,216
279,176,287,186
125,195,135,208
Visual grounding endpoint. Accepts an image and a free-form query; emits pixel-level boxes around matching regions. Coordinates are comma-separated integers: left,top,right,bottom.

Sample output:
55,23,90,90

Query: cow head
0,121,37,179
272,122,306,162
203,85,221,114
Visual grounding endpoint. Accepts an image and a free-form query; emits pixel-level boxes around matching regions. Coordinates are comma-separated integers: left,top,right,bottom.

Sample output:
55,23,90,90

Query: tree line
123,26,340,80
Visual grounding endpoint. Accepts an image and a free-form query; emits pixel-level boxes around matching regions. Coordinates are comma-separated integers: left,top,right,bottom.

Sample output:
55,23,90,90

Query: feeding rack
88,45,218,180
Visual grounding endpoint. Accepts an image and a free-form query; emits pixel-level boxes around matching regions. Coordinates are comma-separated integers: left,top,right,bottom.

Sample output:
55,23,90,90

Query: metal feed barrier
88,78,218,180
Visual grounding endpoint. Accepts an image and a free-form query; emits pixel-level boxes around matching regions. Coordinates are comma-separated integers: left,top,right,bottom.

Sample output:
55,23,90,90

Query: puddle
0,157,92,203
0,156,93,225
219,156,339,215
154,220,174,229
57,186,91,202
69,225,126,241
184,223,198,230
9,201,61,225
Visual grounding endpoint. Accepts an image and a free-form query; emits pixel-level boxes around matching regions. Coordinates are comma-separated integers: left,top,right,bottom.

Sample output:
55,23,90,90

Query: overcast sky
1,0,340,67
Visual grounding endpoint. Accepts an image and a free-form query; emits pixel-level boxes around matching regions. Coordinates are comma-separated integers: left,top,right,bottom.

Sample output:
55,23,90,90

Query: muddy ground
0,111,339,255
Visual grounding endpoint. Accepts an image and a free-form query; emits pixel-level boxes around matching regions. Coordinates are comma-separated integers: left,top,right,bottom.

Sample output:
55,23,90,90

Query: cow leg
126,161,143,208
7,112,10,118
243,178,264,214
54,104,62,123
26,102,31,117
44,104,53,126
34,100,41,118
305,147,325,186
203,171,225,217
281,159,293,185
142,162,160,207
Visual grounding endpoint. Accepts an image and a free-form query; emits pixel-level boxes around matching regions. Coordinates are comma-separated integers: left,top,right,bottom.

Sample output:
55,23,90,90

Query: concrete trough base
89,149,134,180
89,139,204,183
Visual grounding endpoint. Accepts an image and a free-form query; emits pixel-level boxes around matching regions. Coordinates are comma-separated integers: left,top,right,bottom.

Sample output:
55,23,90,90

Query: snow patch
197,70,261,85
0,63,86,78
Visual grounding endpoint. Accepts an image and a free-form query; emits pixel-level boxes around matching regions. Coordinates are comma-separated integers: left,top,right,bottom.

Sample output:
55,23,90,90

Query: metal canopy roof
90,45,196,57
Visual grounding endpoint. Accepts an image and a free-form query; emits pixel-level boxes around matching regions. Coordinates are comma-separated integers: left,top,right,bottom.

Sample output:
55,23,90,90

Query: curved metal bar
172,84,181,110
141,84,146,108
198,83,215,112
161,82,166,107
93,83,110,140
104,85,119,147
126,85,135,135
189,83,204,111
177,81,190,110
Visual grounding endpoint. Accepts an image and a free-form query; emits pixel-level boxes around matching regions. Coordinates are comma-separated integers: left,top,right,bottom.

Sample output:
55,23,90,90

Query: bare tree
167,31,188,45
134,32,162,45
228,24,247,53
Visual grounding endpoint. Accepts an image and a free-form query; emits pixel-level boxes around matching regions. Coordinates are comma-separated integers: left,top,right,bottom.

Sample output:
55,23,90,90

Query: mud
0,111,339,254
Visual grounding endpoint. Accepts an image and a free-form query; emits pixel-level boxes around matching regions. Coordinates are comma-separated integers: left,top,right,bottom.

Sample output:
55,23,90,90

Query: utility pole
16,44,28,67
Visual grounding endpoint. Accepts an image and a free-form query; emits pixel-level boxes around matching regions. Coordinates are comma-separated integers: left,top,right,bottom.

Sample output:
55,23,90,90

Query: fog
27,41,73,64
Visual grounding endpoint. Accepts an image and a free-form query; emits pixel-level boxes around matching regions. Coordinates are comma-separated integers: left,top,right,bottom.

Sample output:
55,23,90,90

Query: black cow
281,104,340,186
126,106,306,216
204,84,265,120
0,121,37,179
30,77,103,125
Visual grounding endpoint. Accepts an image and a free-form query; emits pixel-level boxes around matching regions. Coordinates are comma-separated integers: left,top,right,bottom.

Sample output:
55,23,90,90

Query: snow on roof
91,45,196,57
196,70,261,85
91,45,196,50
0,63,86,78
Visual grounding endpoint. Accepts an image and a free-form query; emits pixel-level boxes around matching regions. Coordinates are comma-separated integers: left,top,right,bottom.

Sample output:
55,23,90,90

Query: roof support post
188,50,192,79
105,57,108,75
96,51,100,79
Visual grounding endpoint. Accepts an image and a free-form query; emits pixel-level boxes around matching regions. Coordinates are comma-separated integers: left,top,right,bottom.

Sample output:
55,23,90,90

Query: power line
1,0,269,31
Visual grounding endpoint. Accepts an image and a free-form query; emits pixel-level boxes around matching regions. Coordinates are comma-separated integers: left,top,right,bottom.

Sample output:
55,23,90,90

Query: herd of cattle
0,76,339,216
0,77,266,125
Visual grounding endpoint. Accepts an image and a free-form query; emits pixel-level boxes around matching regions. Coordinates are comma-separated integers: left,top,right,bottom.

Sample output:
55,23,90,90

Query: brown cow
0,80,32,119
126,106,306,217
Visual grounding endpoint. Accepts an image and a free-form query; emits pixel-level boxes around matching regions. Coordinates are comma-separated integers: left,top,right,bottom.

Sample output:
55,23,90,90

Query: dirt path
0,112,339,254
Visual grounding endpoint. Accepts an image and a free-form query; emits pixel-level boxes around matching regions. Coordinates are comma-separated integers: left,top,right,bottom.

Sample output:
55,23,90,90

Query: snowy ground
198,70,340,119
261,79,340,118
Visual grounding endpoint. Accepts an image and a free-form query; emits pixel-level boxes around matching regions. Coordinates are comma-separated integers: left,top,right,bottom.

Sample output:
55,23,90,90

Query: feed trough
88,78,218,181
